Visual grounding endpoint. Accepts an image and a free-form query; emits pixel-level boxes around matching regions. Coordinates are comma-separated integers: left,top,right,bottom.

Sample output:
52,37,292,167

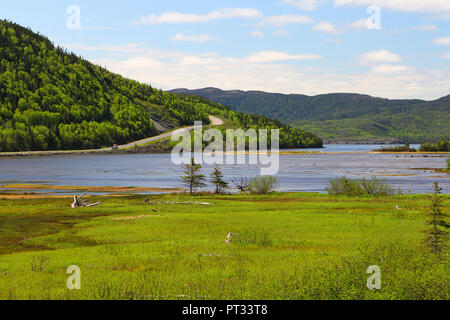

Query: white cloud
281,0,328,11
360,50,401,63
371,64,410,74
120,56,164,68
440,12,450,20
432,37,450,45
171,33,218,43
349,18,368,29
411,24,439,31
133,8,262,25
258,14,313,27
329,18,375,32
62,43,146,54
313,21,339,34
250,30,264,38
442,53,450,59
63,42,450,100
245,51,322,63
334,0,450,13
179,56,220,67
273,29,290,37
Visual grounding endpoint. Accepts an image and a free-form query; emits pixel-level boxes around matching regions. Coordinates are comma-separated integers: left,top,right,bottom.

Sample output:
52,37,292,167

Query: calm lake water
0,145,449,194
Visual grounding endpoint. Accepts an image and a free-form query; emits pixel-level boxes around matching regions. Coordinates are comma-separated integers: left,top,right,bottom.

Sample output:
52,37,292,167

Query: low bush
30,254,50,272
249,176,278,195
326,176,397,196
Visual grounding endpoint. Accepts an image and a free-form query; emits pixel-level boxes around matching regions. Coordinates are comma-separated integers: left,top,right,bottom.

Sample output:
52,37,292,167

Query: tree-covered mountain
170,87,450,143
0,20,322,151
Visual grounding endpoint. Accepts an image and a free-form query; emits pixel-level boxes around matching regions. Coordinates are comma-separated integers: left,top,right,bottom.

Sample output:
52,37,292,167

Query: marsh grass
30,254,49,272
376,145,417,152
231,230,273,247
0,192,448,300
326,176,398,196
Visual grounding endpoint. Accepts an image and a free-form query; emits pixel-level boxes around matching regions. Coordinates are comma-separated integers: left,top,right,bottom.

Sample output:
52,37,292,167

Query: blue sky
1,0,450,99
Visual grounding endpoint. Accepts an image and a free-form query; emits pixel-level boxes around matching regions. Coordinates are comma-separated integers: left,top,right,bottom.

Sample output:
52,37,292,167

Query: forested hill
0,20,322,152
170,88,450,143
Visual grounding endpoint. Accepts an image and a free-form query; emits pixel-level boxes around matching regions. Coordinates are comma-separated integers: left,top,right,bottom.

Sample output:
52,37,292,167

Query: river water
0,145,449,194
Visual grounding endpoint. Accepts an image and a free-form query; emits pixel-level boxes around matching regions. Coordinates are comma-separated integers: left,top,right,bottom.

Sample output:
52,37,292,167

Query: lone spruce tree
423,182,448,255
182,158,206,195
210,166,229,194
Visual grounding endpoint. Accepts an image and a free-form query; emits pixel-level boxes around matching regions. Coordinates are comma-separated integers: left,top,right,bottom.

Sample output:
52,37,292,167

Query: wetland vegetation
0,191,448,300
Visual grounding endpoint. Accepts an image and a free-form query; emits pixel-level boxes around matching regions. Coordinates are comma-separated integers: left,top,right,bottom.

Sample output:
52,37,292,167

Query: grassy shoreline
0,184,182,199
0,192,448,300
1,148,450,159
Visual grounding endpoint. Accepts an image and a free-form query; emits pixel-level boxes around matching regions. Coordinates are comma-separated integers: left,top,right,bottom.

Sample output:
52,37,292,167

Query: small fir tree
423,182,448,255
210,166,228,194
182,158,206,195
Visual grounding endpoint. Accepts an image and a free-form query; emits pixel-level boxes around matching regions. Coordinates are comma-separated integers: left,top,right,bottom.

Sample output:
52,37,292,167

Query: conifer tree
182,158,206,195
423,182,448,255
210,166,228,194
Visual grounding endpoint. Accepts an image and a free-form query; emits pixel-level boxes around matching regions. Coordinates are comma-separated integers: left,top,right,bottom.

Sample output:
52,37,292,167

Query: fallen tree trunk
71,193,102,208
84,202,102,208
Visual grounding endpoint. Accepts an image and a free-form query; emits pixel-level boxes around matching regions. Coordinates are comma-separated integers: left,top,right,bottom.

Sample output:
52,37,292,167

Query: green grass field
0,192,448,300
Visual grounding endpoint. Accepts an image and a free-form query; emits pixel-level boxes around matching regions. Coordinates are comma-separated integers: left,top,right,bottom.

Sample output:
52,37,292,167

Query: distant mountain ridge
170,88,450,143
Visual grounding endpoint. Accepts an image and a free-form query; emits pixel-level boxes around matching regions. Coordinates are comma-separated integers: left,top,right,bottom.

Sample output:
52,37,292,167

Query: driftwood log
225,232,239,244
71,193,102,208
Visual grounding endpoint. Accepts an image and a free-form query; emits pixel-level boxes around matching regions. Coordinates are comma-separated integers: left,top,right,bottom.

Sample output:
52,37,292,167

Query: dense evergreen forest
0,20,322,152
171,88,450,143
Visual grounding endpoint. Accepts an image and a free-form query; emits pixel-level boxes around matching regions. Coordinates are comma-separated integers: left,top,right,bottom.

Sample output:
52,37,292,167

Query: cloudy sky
2,0,450,99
